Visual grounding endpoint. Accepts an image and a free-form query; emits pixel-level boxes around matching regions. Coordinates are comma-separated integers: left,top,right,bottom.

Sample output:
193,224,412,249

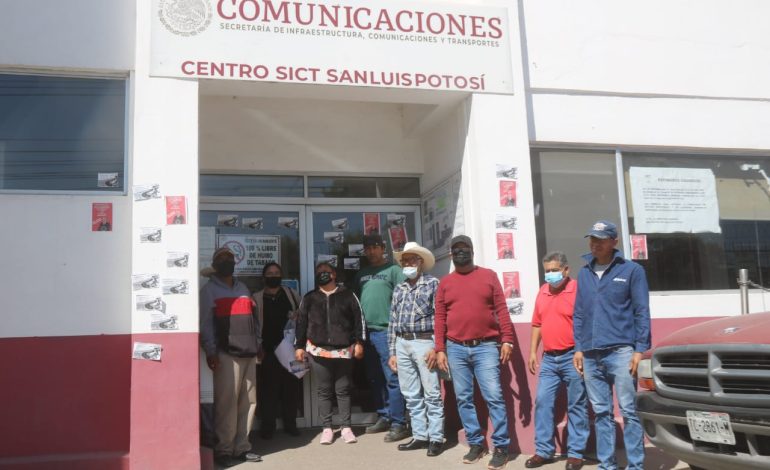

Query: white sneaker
341,427,357,443
320,427,334,445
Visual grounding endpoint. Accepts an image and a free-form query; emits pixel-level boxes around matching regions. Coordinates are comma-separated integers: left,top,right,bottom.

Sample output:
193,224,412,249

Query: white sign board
150,0,513,94
630,167,721,234
218,234,281,275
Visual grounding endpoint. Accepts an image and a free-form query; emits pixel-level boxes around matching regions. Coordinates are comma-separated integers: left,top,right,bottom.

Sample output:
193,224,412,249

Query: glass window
0,74,126,192
532,149,622,276
200,174,304,197
308,176,419,198
623,153,770,291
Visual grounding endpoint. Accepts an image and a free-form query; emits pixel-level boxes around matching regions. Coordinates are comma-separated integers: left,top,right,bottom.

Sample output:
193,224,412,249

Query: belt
544,347,574,357
397,331,433,340
448,336,499,347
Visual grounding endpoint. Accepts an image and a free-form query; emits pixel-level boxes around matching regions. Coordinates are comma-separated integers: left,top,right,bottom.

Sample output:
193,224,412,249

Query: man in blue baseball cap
572,220,651,470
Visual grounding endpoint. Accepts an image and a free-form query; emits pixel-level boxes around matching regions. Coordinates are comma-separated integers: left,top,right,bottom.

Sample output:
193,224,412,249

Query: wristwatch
502,342,514,348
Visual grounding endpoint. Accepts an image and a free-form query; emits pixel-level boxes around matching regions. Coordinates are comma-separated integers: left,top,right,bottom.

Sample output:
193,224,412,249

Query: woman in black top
253,262,301,439
295,262,365,444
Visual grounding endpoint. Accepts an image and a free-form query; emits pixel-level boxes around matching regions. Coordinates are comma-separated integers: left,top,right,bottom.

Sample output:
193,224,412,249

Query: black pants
258,352,300,432
310,355,353,428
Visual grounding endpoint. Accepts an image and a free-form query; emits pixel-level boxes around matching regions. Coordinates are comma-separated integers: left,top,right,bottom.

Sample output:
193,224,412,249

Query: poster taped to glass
218,234,281,275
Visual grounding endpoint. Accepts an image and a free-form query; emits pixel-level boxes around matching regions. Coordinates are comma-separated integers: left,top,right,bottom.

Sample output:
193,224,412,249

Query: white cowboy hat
394,242,435,271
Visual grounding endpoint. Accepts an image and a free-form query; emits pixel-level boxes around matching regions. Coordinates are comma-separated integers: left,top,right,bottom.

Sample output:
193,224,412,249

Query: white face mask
402,266,419,279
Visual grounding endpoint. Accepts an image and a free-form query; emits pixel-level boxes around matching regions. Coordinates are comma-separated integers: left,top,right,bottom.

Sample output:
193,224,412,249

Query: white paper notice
132,342,162,361
630,167,721,234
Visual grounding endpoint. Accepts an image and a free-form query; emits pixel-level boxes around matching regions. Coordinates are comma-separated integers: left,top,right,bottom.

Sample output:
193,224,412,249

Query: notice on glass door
217,234,281,275
363,213,380,235
629,167,721,234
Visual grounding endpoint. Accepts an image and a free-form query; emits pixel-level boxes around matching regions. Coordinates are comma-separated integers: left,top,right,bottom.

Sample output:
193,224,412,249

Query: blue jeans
446,341,510,449
365,330,406,425
583,346,644,470
534,350,589,459
396,337,444,441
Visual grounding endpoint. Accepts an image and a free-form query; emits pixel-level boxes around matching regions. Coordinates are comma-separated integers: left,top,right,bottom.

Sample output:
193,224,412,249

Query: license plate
686,411,736,445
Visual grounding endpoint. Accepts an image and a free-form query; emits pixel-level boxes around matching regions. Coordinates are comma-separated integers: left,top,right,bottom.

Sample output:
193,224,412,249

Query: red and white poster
496,233,515,259
499,180,517,207
364,212,380,235
502,272,521,299
631,234,648,260
92,203,113,232
388,226,408,251
165,196,187,225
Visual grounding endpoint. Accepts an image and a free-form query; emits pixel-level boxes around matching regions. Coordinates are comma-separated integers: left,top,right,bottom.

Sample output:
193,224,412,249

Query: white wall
131,0,200,335
0,0,134,71
200,96,424,175
0,195,132,337
0,0,135,338
522,0,770,99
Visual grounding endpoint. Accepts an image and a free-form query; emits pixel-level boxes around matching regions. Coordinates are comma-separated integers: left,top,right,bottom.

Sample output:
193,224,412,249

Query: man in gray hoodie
200,247,262,467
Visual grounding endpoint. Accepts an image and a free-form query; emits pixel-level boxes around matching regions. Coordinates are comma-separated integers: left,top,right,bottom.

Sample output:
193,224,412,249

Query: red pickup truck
636,312,770,470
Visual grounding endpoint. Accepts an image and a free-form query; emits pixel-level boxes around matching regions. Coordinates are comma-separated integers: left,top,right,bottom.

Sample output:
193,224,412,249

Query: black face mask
316,272,333,285
264,276,282,288
213,260,236,277
452,248,473,267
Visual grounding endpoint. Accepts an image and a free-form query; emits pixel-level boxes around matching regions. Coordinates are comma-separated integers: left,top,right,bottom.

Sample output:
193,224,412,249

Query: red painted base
0,333,200,470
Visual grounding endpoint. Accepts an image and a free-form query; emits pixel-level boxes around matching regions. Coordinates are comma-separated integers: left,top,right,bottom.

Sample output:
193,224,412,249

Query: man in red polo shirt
526,252,588,470
435,235,515,470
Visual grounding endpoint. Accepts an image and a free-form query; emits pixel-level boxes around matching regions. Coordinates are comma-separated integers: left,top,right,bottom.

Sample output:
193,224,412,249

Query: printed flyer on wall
630,234,649,260
499,180,517,207
502,272,521,299
165,196,187,225
496,233,515,259
91,203,113,232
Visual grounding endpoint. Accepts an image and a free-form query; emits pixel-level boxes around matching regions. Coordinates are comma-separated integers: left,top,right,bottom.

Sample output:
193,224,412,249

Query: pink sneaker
341,427,357,443
319,428,334,445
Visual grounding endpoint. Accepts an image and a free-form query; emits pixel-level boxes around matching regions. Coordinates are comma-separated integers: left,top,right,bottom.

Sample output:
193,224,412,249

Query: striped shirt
387,274,439,357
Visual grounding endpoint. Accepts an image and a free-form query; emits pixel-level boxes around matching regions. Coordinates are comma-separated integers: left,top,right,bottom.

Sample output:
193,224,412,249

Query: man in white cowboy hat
386,242,445,457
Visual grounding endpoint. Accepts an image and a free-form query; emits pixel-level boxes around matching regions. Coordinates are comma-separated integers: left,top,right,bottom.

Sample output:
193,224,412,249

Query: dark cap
450,235,473,250
363,234,385,247
212,247,234,261
584,220,618,239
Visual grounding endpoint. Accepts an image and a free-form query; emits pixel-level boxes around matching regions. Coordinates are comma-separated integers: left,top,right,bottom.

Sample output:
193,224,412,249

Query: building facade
1,1,769,468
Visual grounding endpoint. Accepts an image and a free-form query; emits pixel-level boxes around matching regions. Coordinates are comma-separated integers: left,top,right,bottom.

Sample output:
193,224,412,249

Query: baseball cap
450,235,474,250
585,220,618,239
212,247,234,261
363,234,385,247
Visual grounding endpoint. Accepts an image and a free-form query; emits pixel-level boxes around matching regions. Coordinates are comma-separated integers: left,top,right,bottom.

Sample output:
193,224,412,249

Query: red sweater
531,278,577,352
435,266,515,353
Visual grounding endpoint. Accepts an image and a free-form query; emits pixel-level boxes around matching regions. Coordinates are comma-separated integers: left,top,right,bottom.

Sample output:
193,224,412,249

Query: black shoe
365,417,391,434
384,424,411,442
214,454,238,468
398,438,429,451
524,455,554,468
462,444,488,464
236,451,263,463
427,441,444,457
487,448,508,470
565,457,584,470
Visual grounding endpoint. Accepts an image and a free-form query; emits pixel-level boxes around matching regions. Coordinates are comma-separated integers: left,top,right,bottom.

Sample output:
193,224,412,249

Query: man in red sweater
436,235,515,470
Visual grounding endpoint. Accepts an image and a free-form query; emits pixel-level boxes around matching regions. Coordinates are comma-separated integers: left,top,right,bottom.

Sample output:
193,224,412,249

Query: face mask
452,249,472,267
213,260,235,277
316,272,333,285
544,271,564,287
264,276,282,288
402,266,419,279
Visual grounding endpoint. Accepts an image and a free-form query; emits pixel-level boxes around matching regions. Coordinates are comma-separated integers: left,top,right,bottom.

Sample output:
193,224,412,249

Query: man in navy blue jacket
572,220,650,470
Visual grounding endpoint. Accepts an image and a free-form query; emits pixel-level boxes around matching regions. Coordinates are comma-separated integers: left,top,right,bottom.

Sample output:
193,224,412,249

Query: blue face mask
402,266,419,280
544,271,564,287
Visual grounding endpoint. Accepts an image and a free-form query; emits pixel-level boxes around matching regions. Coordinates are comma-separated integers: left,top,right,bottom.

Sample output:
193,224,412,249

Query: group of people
200,219,651,470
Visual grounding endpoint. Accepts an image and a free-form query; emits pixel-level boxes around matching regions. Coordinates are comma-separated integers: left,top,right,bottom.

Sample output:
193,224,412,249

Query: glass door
306,206,420,426
199,204,311,429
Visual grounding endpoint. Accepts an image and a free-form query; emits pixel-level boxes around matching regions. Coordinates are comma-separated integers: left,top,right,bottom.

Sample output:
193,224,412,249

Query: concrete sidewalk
211,427,693,470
